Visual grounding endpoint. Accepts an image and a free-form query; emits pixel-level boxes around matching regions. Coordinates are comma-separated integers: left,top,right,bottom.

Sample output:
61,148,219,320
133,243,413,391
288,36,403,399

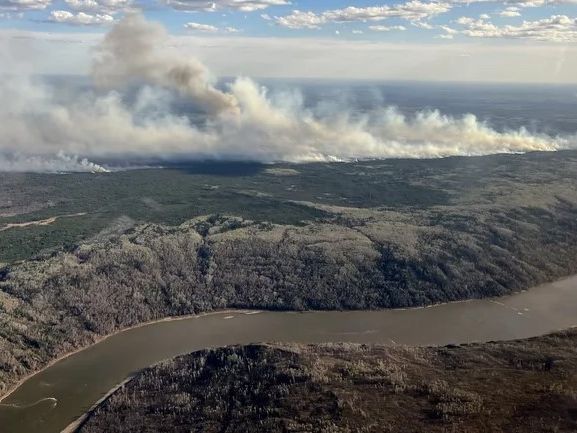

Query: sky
1,0,577,82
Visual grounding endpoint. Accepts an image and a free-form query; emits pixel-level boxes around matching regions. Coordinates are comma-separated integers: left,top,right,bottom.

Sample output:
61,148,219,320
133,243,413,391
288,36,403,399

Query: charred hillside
78,331,577,433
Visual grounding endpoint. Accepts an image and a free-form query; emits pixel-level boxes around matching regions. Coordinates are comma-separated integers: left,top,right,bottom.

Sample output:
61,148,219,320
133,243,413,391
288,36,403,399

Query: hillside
77,331,577,433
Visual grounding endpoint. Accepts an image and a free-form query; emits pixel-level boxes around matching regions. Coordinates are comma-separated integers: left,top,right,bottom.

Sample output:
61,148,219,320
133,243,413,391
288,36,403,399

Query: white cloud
0,0,50,11
499,7,521,17
456,15,577,42
447,0,577,7
369,25,407,31
64,0,131,14
274,10,322,29
165,0,289,12
412,20,435,29
275,1,452,29
184,22,240,32
352,29,364,34
48,10,114,25
184,22,219,32
440,24,458,34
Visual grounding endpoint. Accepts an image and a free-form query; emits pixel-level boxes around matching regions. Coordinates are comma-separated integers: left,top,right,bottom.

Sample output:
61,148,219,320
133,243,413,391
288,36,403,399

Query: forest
78,330,577,432
2,150,577,398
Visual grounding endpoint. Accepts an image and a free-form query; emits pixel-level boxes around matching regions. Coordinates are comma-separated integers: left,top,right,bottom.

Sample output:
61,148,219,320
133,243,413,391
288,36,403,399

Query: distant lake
1,275,577,433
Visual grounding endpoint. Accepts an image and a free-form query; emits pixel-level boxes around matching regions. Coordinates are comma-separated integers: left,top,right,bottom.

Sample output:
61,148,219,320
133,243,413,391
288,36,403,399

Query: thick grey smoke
0,152,109,173
92,14,238,116
0,14,575,172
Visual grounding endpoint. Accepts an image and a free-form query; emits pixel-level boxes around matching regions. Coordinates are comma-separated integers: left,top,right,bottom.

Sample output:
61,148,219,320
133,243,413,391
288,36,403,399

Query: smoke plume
0,152,109,173
0,14,575,172
92,14,238,116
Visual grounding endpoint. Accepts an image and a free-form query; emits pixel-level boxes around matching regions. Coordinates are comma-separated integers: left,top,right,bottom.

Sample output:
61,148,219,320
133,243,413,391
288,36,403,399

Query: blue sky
1,0,576,43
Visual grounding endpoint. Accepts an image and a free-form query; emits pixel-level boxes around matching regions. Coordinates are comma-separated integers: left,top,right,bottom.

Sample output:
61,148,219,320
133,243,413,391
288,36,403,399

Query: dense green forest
1,151,577,398
2,151,576,263
78,331,577,433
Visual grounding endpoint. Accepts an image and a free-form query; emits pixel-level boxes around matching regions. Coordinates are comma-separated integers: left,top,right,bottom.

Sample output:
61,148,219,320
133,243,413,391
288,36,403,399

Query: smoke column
0,14,575,172
92,14,239,116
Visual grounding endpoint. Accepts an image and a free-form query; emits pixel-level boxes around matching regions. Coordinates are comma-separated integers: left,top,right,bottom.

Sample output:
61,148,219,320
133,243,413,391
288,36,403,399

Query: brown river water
1,276,577,433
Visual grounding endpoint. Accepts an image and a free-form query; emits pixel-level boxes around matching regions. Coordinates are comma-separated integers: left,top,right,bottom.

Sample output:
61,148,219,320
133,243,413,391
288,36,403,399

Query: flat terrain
78,330,577,433
1,151,576,263
2,151,577,398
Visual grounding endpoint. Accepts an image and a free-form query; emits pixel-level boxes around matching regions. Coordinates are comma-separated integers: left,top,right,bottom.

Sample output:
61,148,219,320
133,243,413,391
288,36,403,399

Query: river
1,276,577,433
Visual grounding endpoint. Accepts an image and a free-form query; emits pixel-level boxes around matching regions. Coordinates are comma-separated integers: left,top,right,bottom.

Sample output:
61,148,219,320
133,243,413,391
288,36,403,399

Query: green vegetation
78,331,577,433
7,150,568,263
0,164,335,262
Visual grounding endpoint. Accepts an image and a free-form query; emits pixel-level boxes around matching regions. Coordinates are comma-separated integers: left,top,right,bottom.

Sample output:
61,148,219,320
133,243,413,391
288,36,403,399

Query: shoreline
60,376,135,433
1,273,576,406
0,309,256,405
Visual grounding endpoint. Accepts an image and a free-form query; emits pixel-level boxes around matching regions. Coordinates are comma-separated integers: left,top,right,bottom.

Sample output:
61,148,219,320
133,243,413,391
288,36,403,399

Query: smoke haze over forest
1,14,577,172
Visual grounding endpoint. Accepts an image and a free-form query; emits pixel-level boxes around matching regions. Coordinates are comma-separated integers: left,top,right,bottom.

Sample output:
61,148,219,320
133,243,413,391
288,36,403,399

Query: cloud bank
275,1,451,29
0,14,575,173
0,0,50,11
164,0,289,12
48,10,114,25
450,15,577,42
64,0,131,14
